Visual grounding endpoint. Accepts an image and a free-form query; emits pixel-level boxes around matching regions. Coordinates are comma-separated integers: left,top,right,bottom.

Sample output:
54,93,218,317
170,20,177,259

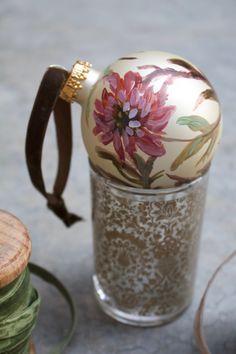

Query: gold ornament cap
60,60,92,103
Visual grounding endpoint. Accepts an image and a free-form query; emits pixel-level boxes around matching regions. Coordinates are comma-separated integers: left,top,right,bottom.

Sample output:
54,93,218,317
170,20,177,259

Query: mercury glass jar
91,165,208,326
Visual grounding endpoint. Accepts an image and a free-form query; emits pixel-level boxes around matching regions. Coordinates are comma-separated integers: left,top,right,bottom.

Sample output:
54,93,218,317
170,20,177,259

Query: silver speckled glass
90,166,208,326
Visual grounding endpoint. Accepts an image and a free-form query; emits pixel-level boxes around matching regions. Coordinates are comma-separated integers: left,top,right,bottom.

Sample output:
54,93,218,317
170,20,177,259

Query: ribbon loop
25,66,82,226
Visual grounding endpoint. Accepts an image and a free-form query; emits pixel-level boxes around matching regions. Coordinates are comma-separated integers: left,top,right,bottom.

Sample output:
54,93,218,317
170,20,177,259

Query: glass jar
90,166,208,327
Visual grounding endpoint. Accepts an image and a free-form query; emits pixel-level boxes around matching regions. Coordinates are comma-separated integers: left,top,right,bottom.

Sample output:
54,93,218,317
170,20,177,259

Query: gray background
0,0,236,353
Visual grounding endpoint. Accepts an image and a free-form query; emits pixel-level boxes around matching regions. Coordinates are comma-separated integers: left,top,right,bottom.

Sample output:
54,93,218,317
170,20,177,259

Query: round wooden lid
0,210,31,288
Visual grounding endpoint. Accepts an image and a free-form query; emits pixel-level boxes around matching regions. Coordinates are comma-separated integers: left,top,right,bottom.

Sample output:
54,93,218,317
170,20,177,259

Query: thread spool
0,209,36,354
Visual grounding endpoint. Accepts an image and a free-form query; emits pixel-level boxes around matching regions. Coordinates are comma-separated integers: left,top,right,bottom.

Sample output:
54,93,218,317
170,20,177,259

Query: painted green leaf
92,162,132,187
196,130,218,166
144,156,156,177
133,153,146,174
150,170,165,183
96,147,142,183
176,115,210,133
170,135,210,171
143,157,156,188
133,154,157,188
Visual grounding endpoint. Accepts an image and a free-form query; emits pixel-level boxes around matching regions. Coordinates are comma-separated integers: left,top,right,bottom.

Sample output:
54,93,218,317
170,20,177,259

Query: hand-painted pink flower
93,71,175,161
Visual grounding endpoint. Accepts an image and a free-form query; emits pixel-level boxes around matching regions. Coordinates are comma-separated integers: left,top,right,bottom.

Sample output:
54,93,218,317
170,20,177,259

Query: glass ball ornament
72,51,222,188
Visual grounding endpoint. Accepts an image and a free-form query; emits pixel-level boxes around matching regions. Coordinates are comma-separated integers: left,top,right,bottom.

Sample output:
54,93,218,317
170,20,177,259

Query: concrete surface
0,1,236,353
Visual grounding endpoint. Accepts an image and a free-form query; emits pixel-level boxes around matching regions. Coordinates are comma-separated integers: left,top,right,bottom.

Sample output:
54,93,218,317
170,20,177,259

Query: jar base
93,275,190,327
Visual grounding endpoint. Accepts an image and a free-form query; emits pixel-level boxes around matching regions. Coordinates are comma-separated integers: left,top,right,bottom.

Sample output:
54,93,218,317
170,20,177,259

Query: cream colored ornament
61,51,222,188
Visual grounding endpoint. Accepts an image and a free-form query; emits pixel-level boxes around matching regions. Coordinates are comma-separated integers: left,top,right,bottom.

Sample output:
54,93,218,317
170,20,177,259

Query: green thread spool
0,210,77,354
0,210,38,354
0,269,40,354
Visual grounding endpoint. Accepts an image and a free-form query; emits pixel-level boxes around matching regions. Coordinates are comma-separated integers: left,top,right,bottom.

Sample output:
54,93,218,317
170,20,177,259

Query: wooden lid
0,210,31,288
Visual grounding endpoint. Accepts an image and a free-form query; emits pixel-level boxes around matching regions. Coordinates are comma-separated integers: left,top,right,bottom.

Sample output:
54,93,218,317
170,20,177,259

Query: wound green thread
0,268,40,354
0,264,77,354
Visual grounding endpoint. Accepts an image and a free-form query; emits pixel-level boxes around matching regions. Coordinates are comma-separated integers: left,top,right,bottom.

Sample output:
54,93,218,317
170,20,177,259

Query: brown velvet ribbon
194,250,236,353
25,66,82,226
